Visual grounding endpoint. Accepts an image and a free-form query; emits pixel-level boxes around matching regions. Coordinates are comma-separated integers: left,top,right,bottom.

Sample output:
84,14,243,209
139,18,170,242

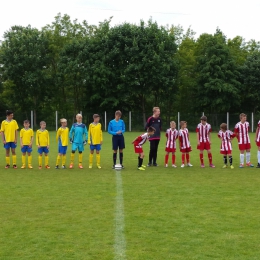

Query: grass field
1,131,260,260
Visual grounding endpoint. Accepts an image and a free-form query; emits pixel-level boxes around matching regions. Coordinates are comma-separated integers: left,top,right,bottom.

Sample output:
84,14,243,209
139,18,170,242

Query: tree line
0,13,260,127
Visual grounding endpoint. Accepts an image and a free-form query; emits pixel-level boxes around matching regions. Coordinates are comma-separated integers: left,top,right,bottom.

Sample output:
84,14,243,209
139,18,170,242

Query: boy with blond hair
1,110,19,168
36,121,50,169
88,114,103,169
55,118,69,169
20,120,34,169
69,114,88,169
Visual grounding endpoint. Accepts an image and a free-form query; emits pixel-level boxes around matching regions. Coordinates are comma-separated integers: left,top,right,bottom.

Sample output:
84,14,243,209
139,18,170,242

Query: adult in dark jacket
145,107,162,166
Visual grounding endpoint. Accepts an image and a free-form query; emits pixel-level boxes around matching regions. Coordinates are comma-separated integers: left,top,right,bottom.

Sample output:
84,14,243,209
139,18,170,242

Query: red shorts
197,142,210,150
220,150,232,155
238,143,251,151
134,145,143,154
165,147,176,152
256,141,260,147
180,147,192,153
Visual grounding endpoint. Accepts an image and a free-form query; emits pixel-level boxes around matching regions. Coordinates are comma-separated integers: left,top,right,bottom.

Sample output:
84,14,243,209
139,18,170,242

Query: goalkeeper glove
70,138,73,144
83,140,87,146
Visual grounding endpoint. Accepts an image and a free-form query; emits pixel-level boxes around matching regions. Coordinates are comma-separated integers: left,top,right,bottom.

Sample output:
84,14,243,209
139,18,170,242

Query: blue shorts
72,143,84,152
38,147,49,154
58,146,67,154
21,145,32,153
90,144,101,151
112,135,125,150
4,142,17,149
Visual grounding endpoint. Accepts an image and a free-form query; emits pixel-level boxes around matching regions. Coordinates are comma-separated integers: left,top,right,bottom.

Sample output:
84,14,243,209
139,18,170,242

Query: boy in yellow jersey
36,121,50,169
1,110,19,169
88,114,103,169
20,120,34,169
55,118,69,169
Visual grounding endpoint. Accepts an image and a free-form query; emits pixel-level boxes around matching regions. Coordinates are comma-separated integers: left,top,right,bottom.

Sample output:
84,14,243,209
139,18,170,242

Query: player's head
170,121,176,129
153,107,160,117
240,113,247,123
147,126,156,136
23,119,30,128
115,110,122,120
76,113,82,123
40,121,46,129
6,110,13,119
200,116,207,124
60,118,67,127
93,114,100,123
220,123,227,131
180,121,187,129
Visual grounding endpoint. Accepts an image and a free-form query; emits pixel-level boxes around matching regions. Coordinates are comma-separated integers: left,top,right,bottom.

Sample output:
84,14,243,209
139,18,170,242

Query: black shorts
112,135,125,150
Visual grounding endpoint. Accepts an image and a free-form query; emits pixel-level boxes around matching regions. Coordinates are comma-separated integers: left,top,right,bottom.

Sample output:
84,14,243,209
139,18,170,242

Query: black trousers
149,139,160,164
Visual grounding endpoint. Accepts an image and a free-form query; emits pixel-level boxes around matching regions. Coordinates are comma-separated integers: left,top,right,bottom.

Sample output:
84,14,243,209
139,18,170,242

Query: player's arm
83,126,88,145
255,127,259,142
100,126,103,145
208,132,211,144
56,128,60,142
0,122,5,144
30,133,34,148
196,127,200,144
108,121,116,135
88,124,91,145
121,120,126,134
36,130,40,147
47,131,50,148
69,125,75,142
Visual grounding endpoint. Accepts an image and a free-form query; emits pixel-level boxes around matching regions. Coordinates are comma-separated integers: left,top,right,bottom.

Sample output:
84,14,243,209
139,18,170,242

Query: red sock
186,153,190,163
200,153,204,164
165,154,169,164
208,153,212,164
182,154,185,164
172,154,176,164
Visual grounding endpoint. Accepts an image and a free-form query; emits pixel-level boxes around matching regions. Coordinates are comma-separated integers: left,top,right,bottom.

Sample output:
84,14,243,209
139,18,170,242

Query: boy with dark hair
20,120,34,169
1,110,19,168
108,110,125,169
132,126,156,170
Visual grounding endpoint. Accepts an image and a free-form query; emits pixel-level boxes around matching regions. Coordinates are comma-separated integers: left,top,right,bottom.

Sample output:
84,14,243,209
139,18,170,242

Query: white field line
114,170,127,260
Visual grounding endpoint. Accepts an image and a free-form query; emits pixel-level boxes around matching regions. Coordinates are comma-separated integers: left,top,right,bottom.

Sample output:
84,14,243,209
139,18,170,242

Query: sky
1,0,260,42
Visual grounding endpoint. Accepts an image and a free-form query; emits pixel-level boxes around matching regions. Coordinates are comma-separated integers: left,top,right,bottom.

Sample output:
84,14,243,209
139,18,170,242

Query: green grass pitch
1,131,260,259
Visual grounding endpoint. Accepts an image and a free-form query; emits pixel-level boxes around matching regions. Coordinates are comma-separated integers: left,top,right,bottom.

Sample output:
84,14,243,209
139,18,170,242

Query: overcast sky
1,0,260,42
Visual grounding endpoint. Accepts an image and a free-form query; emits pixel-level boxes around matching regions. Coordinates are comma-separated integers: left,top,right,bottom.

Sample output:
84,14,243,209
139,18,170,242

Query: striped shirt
179,128,191,149
234,121,250,144
133,133,149,147
218,130,235,152
196,123,211,142
165,128,178,149
256,121,260,142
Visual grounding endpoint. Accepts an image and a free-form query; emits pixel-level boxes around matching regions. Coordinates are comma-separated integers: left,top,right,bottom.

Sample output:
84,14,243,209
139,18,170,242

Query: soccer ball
114,164,122,170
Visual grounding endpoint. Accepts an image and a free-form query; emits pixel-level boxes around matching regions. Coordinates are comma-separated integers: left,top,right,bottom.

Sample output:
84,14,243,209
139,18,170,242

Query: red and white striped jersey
256,121,260,142
218,130,235,151
196,123,212,142
179,128,191,149
234,121,251,144
133,133,149,147
165,128,178,149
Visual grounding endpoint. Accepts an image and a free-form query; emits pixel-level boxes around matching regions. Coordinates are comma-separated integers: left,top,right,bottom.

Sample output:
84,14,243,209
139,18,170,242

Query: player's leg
89,148,94,168
239,149,245,167
223,153,228,168
165,151,169,167
70,143,77,168
199,149,204,167
153,139,160,166
119,136,125,167
56,152,62,169
181,152,185,167
112,136,118,168
148,140,154,166
172,152,177,168
246,146,253,167
78,151,83,168
11,142,17,168
96,145,101,169
257,146,260,168
207,149,215,168
38,147,43,169
27,151,33,169
21,152,26,168
186,152,192,166
44,147,50,169
138,152,145,170
228,153,234,169
4,143,11,168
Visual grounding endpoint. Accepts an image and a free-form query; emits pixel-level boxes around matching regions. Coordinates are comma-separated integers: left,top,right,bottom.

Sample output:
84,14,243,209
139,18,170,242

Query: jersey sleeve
145,117,152,130
175,130,179,139
84,125,88,140
31,129,34,137
20,129,23,138
36,130,39,146
88,124,91,144
108,121,116,135
69,125,75,139
196,124,199,132
121,120,125,134
100,124,103,142
1,121,5,132
209,124,212,132
234,124,239,133
15,120,19,130
47,131,50,146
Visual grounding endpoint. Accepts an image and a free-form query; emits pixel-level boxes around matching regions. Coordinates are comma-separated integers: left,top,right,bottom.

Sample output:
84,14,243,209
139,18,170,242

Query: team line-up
1,108,260,170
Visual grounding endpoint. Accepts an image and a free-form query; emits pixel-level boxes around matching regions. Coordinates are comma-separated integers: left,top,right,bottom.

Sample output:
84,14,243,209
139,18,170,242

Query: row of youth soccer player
133,113,260,170
0,111,104,169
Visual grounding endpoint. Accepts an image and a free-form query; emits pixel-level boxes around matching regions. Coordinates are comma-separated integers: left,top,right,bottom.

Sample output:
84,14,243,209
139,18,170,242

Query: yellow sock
12,155,17,165
38,156,42,166
56,155,61,166
6,157,10,165
62,155,66,166
22,155,26,166
45,156,49,166
79,153,83,165
70,153,75,164
28,155,32,165
89,153,93,165
96,153,101,165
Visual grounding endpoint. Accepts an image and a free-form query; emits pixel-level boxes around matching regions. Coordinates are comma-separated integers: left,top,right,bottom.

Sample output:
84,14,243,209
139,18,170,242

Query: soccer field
1,132,260,260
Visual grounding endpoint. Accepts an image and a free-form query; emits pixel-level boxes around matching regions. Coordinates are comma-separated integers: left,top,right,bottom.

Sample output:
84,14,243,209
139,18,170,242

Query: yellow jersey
56,127,69,146
1,119,19,142
88,122,103,145
20,128,34,145
36,129,50,147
